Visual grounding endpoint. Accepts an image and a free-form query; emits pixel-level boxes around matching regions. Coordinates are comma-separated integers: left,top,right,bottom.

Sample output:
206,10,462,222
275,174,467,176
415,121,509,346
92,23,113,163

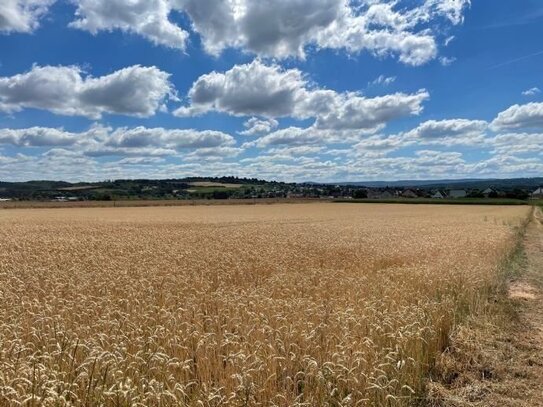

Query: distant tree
212,190,230,199
467,190,484,198
352,189,368,199
505,189,529,200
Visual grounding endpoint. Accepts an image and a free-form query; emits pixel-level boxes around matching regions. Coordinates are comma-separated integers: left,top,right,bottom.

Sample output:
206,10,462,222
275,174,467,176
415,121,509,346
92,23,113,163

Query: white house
482,187,495,197
531,187,543,199
431,191,445,199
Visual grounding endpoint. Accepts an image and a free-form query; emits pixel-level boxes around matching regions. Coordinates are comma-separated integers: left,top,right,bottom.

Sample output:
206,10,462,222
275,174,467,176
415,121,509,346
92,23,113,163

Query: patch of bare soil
424,207,543,407
508,281,538,300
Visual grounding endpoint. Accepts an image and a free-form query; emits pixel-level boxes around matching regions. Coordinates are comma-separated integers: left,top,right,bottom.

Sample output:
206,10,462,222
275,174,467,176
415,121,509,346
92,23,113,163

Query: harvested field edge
420,207,536,406
336,198,531,206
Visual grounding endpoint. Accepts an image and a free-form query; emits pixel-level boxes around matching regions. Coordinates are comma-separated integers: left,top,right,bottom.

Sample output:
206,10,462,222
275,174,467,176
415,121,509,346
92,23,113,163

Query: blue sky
0,0,542,182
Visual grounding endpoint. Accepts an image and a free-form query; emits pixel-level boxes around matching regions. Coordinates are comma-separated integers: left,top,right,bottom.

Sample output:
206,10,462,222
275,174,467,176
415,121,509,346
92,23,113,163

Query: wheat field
0,203,529,406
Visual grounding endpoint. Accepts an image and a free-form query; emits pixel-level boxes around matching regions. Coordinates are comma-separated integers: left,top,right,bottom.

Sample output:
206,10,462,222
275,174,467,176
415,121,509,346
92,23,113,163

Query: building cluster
283,185,543,200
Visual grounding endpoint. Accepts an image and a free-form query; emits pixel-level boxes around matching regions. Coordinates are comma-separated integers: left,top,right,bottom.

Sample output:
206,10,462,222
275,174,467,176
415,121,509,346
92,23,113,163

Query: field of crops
0,203,529,406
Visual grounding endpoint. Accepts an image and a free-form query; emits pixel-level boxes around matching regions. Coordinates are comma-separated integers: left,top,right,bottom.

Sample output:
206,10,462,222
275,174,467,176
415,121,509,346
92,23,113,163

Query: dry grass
426,208,543,406
0,203,529,406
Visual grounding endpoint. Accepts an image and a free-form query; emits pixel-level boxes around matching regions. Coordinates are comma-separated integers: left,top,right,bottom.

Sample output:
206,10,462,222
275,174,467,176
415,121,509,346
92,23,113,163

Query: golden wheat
0,203,529,406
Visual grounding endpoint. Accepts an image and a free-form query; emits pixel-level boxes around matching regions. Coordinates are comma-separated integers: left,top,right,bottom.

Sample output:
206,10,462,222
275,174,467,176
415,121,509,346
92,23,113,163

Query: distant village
0,178,542,202
283,184,543,201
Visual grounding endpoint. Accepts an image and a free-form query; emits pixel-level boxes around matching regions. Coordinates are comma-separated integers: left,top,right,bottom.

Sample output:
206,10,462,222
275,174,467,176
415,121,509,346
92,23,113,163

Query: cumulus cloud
0,125,238,159
0,64,174,119
67,0,468,64
245,126,367,148
489,132,543,155
174,61,306,118
266,146,323,157
239,117,279,136
103,126,235,150
313,90,428,130
184,146,243,161
0,127,78,147
175,60,429,132
117,157,166,165
0,0,55,33
247,127,329,148
491,102,543,130
406,119,488,139
70,0,189,50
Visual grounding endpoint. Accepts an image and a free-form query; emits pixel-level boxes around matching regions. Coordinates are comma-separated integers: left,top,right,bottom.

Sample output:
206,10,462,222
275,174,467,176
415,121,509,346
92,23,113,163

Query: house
431,191,445,199
531,187,543,199
482,187,495,198
402,189,418,198
367,189,396,199
0,198,12,202
380,190,395,199
449,189,467,199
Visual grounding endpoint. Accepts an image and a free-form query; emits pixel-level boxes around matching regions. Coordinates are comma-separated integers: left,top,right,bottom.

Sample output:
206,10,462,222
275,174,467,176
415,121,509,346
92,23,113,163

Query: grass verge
420,209,534,406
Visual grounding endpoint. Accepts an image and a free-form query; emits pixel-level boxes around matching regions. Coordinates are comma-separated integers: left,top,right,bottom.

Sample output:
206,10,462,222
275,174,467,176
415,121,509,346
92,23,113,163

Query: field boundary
1,197,535,211
336,198,531,205
0,198,325,210
422,206,543,406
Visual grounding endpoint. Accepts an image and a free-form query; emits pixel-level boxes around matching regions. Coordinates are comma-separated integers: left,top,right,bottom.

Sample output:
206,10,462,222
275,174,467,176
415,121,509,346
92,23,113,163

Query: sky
0,0,542,182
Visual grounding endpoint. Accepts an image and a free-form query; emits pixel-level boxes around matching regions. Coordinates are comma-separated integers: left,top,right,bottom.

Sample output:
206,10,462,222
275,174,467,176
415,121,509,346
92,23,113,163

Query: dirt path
502,207,543,405
426,207,543,406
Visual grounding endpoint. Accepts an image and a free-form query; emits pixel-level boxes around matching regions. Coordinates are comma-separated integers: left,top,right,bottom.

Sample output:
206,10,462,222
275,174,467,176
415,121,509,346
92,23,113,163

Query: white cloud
175,60,429,132
0,0,55,33
352,134,413,154
424,0,471,25
248,127,328,147
314,3,438,66
239,117,279,136
489,132,543,155
103,126,235,150
0,125,238,159
313,90,428,131
406,119,488,139
0,64,174,119
174,61,306,118
522,87,541,97
117,157,166,165
246,126,369,149
369,75,396,86
184,146,243,161
491,102,543,130
266,145,323,157
70,0,189,50
180,0,344,59
67,0,468,64
439,56,456,66
0,127,78,147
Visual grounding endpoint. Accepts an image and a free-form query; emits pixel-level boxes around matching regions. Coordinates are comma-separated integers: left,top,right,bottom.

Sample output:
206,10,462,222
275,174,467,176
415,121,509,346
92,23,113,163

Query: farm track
427,208,543,406
502,208,543,405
